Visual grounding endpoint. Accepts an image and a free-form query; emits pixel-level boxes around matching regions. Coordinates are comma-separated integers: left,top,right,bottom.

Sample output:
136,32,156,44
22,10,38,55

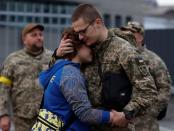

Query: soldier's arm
0,85,11,117
49,48,59,67
0,57,14,117
0,85,11,131
49,37,74,67
150,59,172,112
117,44,157,117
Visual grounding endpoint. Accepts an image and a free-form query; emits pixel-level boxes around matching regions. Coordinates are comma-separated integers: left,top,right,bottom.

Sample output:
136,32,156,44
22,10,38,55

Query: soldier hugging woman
31,27,120,131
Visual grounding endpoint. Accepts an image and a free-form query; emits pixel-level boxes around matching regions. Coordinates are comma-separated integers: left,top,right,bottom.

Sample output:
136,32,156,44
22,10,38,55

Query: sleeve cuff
100,111,110,124
0,111,9,118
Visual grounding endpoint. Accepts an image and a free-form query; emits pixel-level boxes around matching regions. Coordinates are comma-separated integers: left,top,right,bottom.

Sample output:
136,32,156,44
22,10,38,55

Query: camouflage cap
120,26,137,33
128,21,144,35
121,21,144,35
22,23,44,38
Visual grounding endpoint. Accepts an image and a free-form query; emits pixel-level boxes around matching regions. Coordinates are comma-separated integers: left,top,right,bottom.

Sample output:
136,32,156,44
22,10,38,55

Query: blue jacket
39,59,110,131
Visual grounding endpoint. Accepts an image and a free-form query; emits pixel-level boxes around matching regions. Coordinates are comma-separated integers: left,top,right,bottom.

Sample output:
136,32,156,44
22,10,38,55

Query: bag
31,109,64,131
101,71,133,111
96,54,132,111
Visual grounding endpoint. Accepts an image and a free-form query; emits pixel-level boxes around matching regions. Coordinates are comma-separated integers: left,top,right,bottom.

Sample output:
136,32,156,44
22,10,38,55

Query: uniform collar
109,28,137,47
93,30,115,54
137,46,145,52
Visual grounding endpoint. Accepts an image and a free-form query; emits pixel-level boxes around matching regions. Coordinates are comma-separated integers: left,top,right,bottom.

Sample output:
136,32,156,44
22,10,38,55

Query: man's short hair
72,4,102,23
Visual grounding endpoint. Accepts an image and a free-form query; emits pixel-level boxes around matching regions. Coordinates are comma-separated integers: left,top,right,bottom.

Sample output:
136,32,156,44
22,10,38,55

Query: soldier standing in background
112,21,172,131
0,23,52,131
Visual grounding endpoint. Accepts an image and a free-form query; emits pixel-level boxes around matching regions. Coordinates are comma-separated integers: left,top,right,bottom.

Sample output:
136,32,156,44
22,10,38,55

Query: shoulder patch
135,56,148,76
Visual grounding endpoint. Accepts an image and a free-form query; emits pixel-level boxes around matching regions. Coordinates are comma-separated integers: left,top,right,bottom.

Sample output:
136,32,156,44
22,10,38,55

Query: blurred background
0,0,174,131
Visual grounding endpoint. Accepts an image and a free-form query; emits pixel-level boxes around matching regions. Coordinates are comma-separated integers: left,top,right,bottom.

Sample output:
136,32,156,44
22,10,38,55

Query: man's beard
30,43,43,52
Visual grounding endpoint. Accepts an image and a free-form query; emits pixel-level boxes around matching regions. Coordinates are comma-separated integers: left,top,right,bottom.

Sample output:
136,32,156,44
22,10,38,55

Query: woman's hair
61,27,85,60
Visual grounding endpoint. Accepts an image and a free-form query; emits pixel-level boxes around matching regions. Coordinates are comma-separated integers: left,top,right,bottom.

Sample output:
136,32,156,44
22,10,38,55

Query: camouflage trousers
91,124,133,131
134,115,159,131
13,116,36,131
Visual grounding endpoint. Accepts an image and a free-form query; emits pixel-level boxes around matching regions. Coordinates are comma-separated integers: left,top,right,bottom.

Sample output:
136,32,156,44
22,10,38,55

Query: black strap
49,48,63,67
96,53,103,86
37,116,58,130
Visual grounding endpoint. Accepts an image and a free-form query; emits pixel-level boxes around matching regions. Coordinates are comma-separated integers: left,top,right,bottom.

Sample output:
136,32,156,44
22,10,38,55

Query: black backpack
98,58,168,119
96,56,132,111
101,70,132,111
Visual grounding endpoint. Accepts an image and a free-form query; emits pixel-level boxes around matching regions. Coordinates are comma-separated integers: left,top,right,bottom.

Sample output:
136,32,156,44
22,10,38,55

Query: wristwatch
123,109,137,120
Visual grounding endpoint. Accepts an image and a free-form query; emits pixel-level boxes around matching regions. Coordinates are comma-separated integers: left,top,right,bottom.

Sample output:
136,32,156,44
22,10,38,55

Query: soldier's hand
110,110,129,128
0,116,10,131
56,35,74,57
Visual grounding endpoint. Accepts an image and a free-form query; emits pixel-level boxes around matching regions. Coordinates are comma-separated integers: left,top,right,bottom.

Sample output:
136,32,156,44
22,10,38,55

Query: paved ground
159,95,174,131
1,95,174,131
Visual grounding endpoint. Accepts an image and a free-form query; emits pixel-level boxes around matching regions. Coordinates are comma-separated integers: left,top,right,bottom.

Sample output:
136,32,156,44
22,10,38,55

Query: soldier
0,23,52,131
52,4,158,131
113,21,172,131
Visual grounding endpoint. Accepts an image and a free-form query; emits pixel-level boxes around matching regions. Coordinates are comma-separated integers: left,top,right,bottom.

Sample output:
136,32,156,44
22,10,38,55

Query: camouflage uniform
50,29,157,131
0,48,52,131
110,28,137,47
134,47,172,131
111,27,172,131
83,30,157,131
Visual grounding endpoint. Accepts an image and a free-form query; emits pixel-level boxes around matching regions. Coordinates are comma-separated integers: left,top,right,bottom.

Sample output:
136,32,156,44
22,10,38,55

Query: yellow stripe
0,76,12,86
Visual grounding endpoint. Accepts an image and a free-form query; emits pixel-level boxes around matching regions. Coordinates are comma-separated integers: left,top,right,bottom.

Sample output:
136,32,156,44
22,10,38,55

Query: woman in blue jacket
31,28,114,131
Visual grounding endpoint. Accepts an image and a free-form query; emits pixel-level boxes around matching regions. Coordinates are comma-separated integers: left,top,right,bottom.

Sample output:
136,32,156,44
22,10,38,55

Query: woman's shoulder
60,64,82,81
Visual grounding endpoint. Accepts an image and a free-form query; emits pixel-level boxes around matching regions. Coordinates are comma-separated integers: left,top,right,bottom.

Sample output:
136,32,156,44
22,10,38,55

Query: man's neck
99,27,108,43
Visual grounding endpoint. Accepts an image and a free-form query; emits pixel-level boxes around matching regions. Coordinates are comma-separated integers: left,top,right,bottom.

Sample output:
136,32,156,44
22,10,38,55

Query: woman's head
61,27,92,63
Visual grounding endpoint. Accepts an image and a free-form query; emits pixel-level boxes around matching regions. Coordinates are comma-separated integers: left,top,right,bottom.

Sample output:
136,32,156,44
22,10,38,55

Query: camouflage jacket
110,28,137,47
84,30,157,113
139,47,172,116
111,28,172,117
0,48,52,119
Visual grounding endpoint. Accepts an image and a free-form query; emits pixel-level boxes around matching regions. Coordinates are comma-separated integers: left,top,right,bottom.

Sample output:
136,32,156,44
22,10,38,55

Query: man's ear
22,36,26,45
140,34,144,42
95,18,103,26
